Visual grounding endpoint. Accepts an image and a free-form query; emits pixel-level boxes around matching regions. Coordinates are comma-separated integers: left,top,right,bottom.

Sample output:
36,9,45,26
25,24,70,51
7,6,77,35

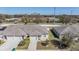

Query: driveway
28,37,38,51
0,36,38,51
0,37,23,51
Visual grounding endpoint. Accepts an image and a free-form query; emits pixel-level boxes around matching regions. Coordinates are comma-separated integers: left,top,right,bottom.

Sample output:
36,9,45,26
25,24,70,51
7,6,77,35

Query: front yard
37,40,58,50
48,31,55,40
37,31,59,50
0,40,5,46
16,37,30,50
37,30,68,50
37,30,79,51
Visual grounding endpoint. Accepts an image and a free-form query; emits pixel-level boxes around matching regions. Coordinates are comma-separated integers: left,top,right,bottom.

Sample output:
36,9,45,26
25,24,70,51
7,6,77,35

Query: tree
59,15,71,24
61,33,73,47
59,15,65,23
33,15,41,24
21,17,29,24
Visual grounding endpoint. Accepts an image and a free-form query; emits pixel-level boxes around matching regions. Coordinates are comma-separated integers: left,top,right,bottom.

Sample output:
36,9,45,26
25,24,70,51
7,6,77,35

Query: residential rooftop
53,23,79,38
0,24,48,36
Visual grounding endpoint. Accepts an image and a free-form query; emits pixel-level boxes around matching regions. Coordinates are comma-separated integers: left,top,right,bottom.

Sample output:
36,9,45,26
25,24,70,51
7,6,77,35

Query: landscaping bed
37,31,59,50
0,40,5,46
16,37,30,50
37,40,58,50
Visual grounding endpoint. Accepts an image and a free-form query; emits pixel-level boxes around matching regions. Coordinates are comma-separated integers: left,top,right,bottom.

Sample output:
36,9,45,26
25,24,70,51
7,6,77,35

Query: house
6,18,21,23
48,17,59,23
71,18,79,23
0,24,48,50
52,25,67,38
0,25,48,41
52,24,79,41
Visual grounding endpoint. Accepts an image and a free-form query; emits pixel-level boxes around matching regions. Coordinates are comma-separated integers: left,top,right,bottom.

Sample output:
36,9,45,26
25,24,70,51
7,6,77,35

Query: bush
17,36,30,49
0,40,5,45
18,41,26,46
50,40,68,49
41,40,49,46
51,40,60,46
61,34,73,47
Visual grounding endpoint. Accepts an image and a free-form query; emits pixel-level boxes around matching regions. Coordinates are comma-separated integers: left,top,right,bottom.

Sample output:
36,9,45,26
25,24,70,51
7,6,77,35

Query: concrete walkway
28,37,38,51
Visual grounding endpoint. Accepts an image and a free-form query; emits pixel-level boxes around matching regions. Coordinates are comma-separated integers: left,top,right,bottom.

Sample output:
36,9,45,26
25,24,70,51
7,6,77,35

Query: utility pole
53,7,56,24
70,10,72,24
54,7,55,17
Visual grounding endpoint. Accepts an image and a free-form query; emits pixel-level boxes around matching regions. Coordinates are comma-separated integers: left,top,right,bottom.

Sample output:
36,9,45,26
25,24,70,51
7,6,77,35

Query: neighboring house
0,26,7,41
70,18,79,23
48,17,59,23
52,24,79,41
6,18,21,23
52,26,67,38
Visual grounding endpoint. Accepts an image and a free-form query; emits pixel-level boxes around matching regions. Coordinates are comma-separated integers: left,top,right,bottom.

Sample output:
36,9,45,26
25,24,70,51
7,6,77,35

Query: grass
16,37,30,50
48,31,55,40
0,40,5,46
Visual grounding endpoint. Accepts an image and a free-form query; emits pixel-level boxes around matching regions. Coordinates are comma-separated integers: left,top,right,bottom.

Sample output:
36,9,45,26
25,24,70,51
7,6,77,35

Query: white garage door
28,37,38,51
0,36,23,51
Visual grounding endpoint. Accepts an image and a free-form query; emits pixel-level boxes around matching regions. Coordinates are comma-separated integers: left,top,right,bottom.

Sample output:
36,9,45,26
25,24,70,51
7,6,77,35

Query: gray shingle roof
16,25,48,36
2,25,26,36
61,24,79,37
1,24,48,36
54,23,79,38
53,26,67,35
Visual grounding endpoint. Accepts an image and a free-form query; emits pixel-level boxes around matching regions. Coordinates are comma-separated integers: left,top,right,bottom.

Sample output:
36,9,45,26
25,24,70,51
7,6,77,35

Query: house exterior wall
37,34,48,41
0,35,6,41
6,36,23,41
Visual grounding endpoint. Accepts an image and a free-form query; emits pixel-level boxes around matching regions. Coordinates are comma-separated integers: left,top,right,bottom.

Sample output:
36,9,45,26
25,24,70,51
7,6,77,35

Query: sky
0,7,79,15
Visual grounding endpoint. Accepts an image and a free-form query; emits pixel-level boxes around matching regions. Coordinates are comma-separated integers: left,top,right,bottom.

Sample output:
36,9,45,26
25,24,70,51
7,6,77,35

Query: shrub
41,40,49,46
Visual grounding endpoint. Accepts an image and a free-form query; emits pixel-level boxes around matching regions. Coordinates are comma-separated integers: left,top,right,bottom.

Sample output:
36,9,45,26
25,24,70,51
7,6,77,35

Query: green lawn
16,37,30,50
48,31,55,40
0,40,5,46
